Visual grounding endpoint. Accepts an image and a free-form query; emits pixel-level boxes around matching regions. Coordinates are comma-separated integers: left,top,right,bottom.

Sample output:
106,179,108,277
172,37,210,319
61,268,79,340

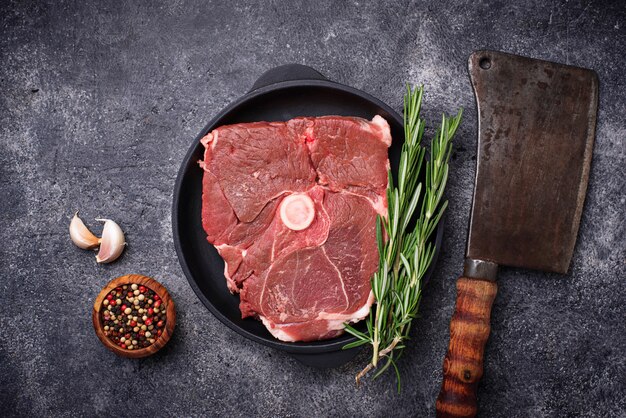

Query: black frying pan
172,64,444,367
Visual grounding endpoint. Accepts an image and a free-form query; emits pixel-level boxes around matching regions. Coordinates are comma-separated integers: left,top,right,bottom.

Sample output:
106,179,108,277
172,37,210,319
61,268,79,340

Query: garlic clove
95,218,126,263
69,212,101,250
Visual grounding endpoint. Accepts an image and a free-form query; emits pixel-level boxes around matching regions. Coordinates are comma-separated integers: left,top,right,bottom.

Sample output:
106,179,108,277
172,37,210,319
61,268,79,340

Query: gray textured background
1,1,624,417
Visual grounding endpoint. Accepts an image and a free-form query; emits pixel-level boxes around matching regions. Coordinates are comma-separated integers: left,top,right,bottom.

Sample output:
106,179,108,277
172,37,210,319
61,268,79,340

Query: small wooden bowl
93,274,176,358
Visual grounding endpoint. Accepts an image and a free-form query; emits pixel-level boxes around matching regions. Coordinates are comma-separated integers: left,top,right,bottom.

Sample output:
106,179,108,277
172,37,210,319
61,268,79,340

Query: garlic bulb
69,212,100,250
95,218,126,263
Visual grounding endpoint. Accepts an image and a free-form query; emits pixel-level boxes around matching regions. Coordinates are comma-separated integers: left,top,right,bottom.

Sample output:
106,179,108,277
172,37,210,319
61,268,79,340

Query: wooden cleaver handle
436,277,498,418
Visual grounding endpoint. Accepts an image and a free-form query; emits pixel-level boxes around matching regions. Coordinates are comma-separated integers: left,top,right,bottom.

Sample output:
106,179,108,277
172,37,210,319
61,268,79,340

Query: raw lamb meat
200,115,391,342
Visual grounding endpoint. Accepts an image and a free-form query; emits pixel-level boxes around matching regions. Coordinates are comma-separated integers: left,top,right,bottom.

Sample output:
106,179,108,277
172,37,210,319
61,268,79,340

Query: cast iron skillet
172,64,444,368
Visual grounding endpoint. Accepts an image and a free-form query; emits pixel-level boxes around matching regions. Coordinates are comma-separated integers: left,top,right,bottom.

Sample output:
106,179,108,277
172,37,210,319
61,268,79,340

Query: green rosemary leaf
373,356,394,379
391,359,402,393
344,324,369,340
342,338,371,350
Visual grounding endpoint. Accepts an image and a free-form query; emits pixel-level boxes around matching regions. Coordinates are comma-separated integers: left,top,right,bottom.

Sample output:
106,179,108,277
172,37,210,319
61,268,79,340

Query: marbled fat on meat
200,115,391,342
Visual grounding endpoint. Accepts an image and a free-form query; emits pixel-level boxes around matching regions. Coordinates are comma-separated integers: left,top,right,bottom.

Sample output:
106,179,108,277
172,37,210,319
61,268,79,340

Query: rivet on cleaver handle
436,50,598,418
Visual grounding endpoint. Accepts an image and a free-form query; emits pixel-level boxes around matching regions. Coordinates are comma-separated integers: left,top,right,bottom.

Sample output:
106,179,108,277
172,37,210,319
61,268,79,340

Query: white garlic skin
69,212,100,250
95,218,126,263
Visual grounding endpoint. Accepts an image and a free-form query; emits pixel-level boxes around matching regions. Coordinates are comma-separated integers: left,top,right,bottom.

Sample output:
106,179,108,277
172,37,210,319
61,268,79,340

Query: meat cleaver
435,50,598,418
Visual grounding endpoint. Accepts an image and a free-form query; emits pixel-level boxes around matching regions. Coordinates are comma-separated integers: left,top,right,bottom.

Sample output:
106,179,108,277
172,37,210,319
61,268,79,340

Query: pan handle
249,64,327,92
288,346,361,368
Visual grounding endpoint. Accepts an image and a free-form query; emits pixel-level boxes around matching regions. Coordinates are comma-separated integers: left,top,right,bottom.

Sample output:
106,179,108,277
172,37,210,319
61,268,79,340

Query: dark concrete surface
1,1,624,417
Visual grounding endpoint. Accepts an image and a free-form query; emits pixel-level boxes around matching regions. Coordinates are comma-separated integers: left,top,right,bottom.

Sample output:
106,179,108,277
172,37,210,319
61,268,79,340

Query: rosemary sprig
344,85,462,390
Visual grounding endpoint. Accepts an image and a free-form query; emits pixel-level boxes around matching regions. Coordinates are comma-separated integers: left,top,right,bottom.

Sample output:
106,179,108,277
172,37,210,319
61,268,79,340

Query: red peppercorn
139,286,146,293
139,330,145,336
147,308,154,315
106,294,113,300
130,320,137,327
154,300,162,308
154,294,160,301
127,291,133,297
157,329,162,336
145,318,153,326
121,304,127,311
125,333,131,339
116,287,122,292
157,320,164,328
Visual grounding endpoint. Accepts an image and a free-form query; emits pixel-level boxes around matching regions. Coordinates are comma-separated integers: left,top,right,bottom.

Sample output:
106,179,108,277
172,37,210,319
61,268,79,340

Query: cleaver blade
466,50,598,274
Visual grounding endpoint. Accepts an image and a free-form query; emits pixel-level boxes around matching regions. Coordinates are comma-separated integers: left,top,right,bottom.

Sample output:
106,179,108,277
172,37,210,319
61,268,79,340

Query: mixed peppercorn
101,283,166,350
